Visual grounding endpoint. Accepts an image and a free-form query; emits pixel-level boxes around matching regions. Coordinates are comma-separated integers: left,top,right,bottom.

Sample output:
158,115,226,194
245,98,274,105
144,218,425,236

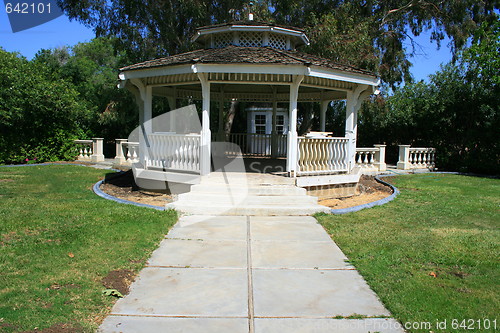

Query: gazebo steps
188,184,307,196
166,173,329,216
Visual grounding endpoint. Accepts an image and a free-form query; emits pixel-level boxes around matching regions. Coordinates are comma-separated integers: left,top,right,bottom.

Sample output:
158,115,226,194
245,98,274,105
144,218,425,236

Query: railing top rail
74,139,92,144
149,132,201,137
298,136,348,141
356,148,378,152
410,147,436,152
123,141,139,146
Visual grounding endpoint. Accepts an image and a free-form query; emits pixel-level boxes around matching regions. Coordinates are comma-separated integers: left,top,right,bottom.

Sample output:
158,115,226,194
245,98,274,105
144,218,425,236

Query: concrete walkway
99,215,405,332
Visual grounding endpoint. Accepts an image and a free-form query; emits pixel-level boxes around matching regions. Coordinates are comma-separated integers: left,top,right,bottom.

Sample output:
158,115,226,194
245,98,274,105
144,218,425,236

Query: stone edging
329,174,400,215
92,178,166,211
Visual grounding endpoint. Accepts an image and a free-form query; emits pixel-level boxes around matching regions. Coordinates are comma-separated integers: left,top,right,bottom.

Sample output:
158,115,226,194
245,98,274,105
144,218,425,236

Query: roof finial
248,1,254,21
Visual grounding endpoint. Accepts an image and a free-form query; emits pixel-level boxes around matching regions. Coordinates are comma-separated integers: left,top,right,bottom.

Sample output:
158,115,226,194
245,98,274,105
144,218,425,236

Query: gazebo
117,17,378,188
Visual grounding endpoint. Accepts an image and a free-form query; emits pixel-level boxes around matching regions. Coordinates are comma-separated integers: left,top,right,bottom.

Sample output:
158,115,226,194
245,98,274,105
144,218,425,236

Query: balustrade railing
297,137,349,176
74,138,104,162
146,132,201,173
74,140,93,161
397,145,436,170
114,139,139,165
355,144,387,173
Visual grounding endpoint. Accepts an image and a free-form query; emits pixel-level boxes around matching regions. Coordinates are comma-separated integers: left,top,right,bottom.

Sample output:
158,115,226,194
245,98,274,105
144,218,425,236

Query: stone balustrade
114,139,140,166
74,138,104,162
355,144,387,174
397,145,436,170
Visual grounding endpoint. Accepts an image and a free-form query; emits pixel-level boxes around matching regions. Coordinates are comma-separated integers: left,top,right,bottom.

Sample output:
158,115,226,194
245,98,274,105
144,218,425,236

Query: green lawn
0,165,177,332
317,173,499,332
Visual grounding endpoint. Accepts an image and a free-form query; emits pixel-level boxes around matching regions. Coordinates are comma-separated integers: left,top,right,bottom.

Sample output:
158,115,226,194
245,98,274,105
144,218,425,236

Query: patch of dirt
46,283,81,291
101,269,136,295
20,323,83,333
0,322,19,332
0,179,14,182
100,170,174,207
318,175,393,210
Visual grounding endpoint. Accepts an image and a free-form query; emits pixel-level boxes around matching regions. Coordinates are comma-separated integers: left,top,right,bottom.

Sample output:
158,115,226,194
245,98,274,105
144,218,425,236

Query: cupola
192,21,310,51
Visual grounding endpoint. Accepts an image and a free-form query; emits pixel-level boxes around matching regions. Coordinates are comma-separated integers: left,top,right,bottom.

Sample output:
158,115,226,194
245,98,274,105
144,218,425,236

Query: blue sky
0,10,452,82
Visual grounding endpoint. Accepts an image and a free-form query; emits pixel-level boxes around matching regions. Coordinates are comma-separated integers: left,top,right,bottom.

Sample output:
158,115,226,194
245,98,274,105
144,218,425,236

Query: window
276,115,285,134
255,114,266,134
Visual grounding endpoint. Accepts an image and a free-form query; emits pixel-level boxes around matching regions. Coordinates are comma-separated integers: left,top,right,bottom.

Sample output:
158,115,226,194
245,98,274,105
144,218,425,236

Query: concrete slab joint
99,214,405,333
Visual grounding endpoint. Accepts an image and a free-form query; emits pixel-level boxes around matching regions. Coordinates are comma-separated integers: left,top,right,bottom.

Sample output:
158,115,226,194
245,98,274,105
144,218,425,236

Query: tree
34,38,139,141
56,0,499,86
0,49,88,164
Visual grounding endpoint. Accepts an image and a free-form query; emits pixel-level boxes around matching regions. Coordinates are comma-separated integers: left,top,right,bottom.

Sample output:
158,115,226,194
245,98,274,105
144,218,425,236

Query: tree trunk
298,103,314,136
224,99,238,134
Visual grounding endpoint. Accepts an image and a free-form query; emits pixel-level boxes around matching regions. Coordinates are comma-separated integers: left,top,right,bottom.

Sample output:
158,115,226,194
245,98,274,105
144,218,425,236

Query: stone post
397,145,411,169
91,138,105,162
114,139,127,165
374,144,387,171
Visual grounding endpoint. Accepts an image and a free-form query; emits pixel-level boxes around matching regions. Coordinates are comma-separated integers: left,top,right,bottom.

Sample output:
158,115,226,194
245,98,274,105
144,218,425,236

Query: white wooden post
286,75,304,175
397,145,411,170
198,73,211,175
91,138,105,162
114,139,127,164
320,100,329,132
345,85,370,171
271,95,278,158
374,144,387,171
140,86,153,166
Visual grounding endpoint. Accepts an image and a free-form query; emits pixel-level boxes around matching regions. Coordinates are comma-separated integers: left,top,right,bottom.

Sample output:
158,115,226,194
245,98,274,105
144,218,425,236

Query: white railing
356,144,387,174
147,132,201,173
74,138,104,162
114,139,139,165
222,133,287,157
397,145,436,170
297,137,349,176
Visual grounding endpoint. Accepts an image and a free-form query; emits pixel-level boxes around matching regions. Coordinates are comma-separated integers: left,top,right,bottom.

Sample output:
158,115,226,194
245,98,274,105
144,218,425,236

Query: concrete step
201,173,295,186
176,193,318,205
166,202,330,216
189,184,307,196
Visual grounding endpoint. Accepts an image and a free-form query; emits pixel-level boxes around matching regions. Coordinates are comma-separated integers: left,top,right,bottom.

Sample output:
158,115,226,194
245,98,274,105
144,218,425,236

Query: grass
316,173,499,332
0,165,177,332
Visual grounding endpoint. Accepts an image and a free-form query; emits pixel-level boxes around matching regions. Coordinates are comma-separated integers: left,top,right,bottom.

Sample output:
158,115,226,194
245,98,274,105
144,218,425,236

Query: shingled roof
120,46,375,77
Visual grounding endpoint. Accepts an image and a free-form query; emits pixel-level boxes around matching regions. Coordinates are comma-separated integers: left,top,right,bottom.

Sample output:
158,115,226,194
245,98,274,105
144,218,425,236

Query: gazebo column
286,75,304,175
320,100,329,132
198,73,211,175
345,84,370,171
271,89,278,158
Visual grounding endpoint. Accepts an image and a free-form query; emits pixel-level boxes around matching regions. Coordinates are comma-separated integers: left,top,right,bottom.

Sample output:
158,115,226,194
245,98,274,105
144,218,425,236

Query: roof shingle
120,46,375,77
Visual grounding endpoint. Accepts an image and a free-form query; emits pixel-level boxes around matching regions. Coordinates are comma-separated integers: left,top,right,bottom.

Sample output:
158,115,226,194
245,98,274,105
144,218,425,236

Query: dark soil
101,170,174,207
101,269,136,295
20,323,83,333
358,175,393,194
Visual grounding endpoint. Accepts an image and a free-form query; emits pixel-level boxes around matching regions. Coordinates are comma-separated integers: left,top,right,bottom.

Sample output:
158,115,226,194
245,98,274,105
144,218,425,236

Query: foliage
0,49,89,164
0,165,177,332
33,37,139,141
355,20,499,174
56,0,499,86
317,174,500,332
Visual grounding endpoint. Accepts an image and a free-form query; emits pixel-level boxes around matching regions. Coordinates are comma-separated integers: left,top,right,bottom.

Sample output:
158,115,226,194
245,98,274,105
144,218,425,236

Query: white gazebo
117,18,378,187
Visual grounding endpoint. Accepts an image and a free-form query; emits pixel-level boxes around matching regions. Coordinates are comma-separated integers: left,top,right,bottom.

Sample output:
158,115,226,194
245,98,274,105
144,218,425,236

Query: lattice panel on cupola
269,33,287,50
213,32,233,48
239,31,263,47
